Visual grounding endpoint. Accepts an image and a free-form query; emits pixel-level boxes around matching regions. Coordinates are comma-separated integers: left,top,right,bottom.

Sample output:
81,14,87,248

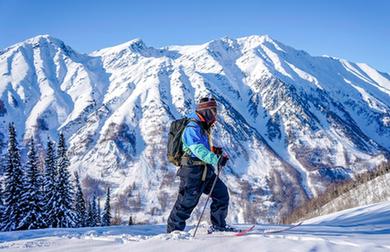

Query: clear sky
0,0,389,73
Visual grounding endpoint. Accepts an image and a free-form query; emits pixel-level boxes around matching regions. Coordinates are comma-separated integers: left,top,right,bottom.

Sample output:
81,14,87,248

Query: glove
217,154,229,168
211,146,223,156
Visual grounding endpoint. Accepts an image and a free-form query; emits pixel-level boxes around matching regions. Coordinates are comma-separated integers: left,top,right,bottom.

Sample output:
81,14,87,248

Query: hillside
312,172,390,218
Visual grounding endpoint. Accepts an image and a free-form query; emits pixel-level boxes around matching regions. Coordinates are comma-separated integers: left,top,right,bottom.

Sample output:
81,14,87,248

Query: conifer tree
96,197,101,226
101,187,111,226
43,139,57,227
48,133,75,228
0,152,4,228
91,194,98,227
18,138,46,230
0,179,4,227
86,200,96,227
74,172,87,227
128,216,133,225
1,123,24,231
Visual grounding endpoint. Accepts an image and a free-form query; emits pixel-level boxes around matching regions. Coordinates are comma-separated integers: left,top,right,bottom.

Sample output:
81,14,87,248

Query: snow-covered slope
310,173,390,218
1,201,390,251
304,201,390,227
1,34,390,223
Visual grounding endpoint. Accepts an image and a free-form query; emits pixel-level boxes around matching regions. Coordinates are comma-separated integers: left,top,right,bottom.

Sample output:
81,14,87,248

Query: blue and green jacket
182,112,220,167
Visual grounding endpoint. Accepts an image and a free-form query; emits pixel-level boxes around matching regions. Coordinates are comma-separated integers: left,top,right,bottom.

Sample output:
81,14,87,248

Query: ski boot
207,224,240,234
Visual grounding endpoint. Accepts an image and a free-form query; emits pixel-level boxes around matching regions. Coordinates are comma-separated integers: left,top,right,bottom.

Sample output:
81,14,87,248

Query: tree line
283,160,390,224
0,123,112,231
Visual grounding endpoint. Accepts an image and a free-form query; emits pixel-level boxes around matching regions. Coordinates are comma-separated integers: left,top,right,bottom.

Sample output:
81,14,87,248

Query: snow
305,201,390,227
312,173,390,218
287,144,316,198
1,34,390,223
1,201,390,251
356,63,390,92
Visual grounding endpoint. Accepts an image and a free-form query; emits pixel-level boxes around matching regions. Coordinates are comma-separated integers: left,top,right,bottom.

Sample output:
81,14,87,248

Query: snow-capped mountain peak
1,34,389,223
93,38,147,55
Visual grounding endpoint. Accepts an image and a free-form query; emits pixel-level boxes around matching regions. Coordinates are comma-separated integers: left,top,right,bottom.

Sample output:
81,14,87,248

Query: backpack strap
181,118,210,181
188,119,211,147
186,118,206,135
186,118,201,127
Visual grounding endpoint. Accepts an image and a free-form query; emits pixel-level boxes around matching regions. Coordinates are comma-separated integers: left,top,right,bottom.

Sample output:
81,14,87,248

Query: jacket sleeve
182,125,220,167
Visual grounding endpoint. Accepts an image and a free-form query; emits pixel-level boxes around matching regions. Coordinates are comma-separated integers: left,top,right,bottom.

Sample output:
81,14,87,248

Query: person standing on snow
167,97,234,233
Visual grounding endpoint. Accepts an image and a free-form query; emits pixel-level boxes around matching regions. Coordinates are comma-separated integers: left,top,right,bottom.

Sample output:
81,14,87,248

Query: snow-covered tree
47,133,75,228
0,179,4,227
1,123,24,231
18,138,46,230
74,172,87,227
0,139,6,228
96,197,101,226
128,216,134,225
86,200,96,227
43,139,57,227
101,187,111,226
84,194,101,227
91,194,98,227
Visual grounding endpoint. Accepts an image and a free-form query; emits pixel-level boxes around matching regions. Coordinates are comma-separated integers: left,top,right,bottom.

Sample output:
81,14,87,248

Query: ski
233,225,256,236
205,223,301,237
263,222,303,234
206,225,256,236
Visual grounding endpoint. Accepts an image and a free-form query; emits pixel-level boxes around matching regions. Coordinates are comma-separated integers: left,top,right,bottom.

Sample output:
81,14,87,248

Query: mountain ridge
1,34,389,223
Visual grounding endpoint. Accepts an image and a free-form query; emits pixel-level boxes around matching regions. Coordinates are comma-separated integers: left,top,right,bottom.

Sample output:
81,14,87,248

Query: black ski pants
167,164,229,233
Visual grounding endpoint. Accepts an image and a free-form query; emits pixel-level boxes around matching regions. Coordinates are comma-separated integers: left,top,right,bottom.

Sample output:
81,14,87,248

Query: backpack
167,118,199,166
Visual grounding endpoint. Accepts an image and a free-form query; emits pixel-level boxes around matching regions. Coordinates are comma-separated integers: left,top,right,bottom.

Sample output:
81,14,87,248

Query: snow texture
0,201,389,251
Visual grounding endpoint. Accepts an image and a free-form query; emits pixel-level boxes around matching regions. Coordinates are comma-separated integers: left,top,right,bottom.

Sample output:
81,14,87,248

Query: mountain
0,34,389,223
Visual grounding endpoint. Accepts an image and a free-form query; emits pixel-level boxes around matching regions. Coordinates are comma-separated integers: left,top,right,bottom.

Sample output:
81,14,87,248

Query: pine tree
0,152,5,228
0,148,5,228
128,216,133,225
101,187,111,226
48,133,75,228
96,197,101,226
91,194,98,227
0,179,4,227
1,123,24,231
86,200,96,227
44,139,57,227
18,138,46,230
74,172,87,227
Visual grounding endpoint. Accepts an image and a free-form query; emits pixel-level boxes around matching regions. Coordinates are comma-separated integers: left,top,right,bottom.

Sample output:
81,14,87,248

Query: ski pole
192,163,222,238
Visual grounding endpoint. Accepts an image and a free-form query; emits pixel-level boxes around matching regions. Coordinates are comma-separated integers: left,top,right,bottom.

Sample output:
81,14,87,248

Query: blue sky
0,0,389,72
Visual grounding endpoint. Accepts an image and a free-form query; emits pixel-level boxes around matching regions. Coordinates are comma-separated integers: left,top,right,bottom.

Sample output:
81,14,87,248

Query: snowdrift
1,201,389,251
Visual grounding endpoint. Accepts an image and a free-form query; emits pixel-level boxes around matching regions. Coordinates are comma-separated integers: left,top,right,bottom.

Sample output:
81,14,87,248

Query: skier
167,97,234,233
